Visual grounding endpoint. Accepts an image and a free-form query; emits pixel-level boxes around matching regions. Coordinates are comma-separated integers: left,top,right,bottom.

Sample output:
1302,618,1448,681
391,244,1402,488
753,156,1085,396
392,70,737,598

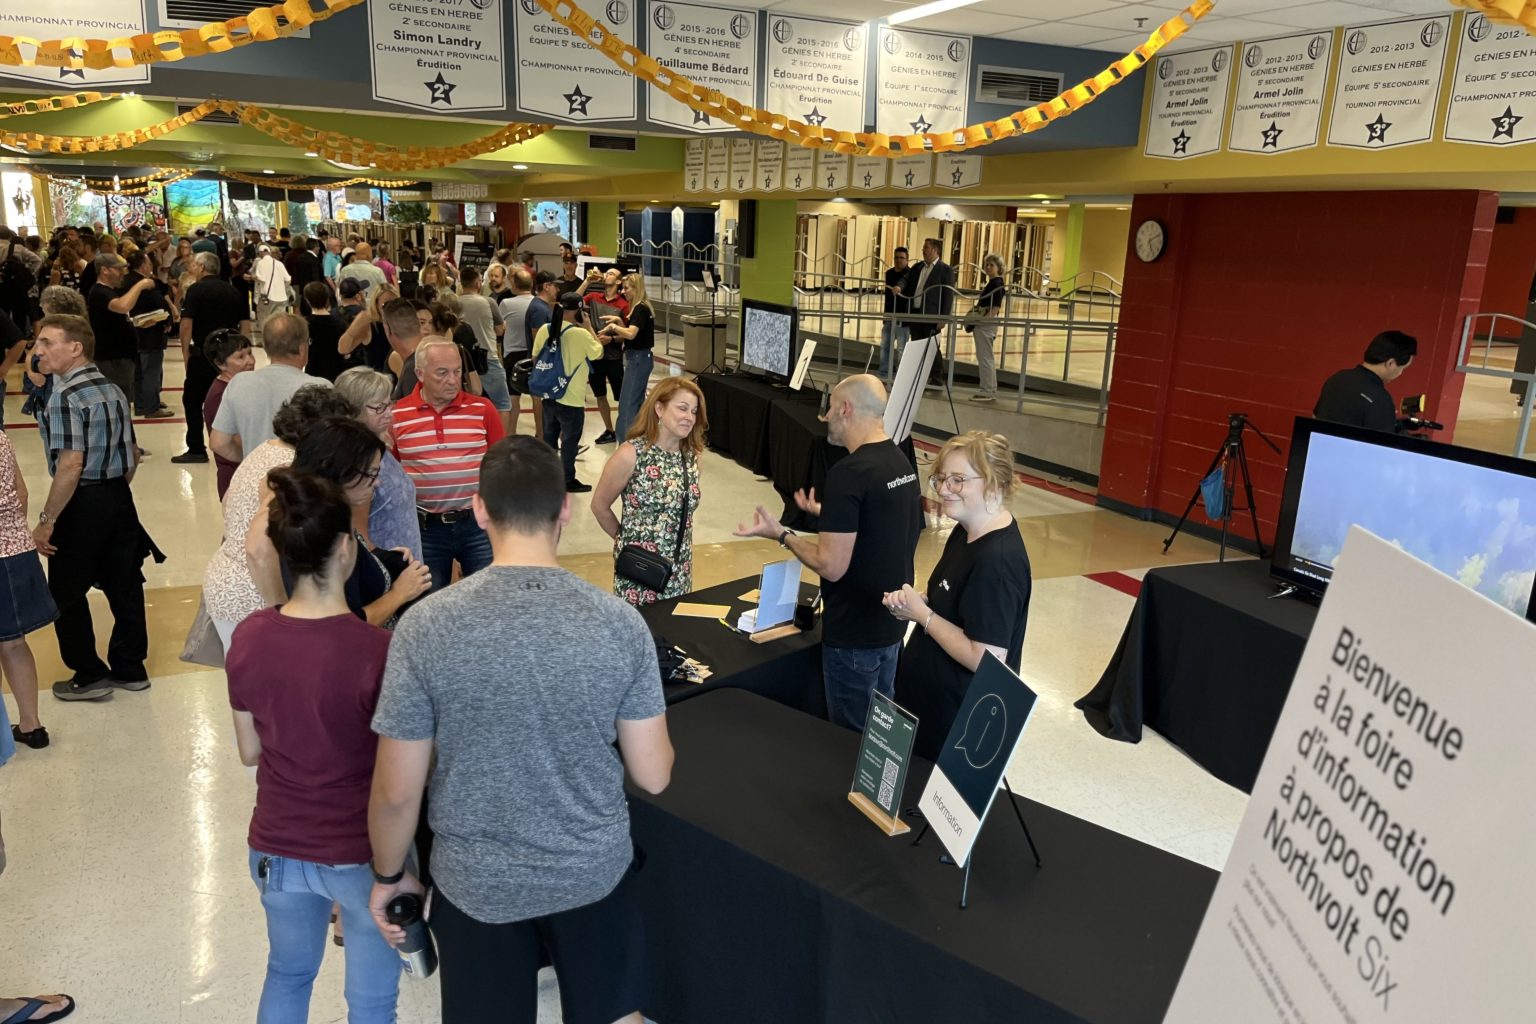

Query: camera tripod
1163,413,1281,561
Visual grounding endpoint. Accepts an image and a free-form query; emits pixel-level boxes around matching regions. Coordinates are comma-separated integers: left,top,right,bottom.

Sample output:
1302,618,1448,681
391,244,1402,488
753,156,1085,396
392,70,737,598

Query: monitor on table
740,297,798,381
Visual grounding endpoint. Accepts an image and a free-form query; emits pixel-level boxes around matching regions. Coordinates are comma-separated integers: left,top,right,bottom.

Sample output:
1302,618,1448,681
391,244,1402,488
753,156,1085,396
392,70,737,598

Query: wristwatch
371,862,405,885
778,529,794,548
37,511,55,526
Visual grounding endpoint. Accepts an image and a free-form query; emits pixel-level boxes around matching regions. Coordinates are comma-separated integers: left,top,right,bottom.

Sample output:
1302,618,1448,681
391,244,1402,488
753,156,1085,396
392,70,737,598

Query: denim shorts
0,549,58,642
479,356,513,412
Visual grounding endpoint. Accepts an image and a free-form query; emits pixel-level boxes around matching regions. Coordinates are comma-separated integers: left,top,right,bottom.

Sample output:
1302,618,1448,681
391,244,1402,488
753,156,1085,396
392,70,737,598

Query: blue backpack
528,325,573,400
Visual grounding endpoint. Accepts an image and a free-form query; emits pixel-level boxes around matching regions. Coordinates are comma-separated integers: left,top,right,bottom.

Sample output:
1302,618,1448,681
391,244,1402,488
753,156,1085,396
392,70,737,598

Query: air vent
178,103,240,126
588,134,638,152
158,1,310,36
974,65,1064,106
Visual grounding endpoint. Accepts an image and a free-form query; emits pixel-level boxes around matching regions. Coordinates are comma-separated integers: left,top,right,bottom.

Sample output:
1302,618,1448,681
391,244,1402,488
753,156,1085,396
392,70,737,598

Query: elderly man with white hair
174,250,251,464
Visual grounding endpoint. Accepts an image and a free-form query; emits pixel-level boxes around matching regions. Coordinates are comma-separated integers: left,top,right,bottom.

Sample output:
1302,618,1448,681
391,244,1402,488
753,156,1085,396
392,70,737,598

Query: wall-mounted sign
646,1,758,133
1445,12,1536,147
683,139,706,192
730,138,756,191
1228,32,1331,155
851,156,888,191
432,183,490,201
756,139,784,192
936,153,982,189
0,1,150,87
890,154,933,191
875,26,970,139
817,151,850,192
1146,45,1234,159
705,138,729,192
1327,15,1452,150
784,146,815,191
514,0,638,123
369,0,506,113
764,15,868,136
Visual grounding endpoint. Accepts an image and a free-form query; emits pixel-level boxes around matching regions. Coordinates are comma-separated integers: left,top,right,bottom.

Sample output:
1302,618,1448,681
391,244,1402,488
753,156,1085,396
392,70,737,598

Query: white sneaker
970,393,996,403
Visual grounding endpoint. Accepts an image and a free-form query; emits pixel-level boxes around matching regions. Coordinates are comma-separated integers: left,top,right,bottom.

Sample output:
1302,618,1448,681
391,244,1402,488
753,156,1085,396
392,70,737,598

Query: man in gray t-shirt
368,435,673,1021
209,312,329,462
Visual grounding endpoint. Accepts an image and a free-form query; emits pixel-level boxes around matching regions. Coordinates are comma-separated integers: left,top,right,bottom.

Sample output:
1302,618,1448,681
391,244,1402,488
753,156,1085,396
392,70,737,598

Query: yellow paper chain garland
0,0,365,71
534,0,1212,156
0,91,115,119
1451,1,1536,31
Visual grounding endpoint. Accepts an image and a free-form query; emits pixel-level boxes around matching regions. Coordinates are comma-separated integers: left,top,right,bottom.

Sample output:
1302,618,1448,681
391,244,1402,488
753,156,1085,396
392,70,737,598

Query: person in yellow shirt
533,292,603,492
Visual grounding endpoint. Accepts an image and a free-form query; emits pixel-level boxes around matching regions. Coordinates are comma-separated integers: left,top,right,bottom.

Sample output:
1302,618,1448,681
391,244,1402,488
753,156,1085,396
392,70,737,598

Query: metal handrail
1458,312,1535,458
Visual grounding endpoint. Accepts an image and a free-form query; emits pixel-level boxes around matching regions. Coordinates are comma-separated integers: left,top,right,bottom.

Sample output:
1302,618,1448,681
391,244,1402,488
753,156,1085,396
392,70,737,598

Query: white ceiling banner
683,139,706,193
1445,12,1536,147
1145,45,1234,159
729,138,756,191
0,0,149,86
1327,15,1452,150
851,155,888,191
646,1,758,133
756,139,784,191
784,146,816,191
369,0,506,113
817,151,850,191
514,0,637,123
764,15,868,135
936,153,982,189
705,138,729,192
875,26,971,138
891,154,933,191
1228,32,1331,155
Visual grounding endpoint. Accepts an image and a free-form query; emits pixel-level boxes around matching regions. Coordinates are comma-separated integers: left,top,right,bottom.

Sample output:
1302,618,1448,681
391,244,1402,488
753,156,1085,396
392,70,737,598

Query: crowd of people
0,219,1036,1024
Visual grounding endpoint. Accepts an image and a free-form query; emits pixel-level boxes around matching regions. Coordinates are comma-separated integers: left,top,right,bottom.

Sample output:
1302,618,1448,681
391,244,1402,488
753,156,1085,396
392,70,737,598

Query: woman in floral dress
591,377,708,606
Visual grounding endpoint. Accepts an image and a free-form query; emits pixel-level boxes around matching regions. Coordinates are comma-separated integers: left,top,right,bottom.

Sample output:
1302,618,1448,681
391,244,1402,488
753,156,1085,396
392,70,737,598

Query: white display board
1444,12,1536,147
369,0,506,112
0,0,149,86
883,332,935,444
1327,15,1452,149
1145,45,1234,159
514,0,638,122
646,1,758,132
1167,527,1536,1024
1228,32,1331,154
875,26,970,138
765,15,867,135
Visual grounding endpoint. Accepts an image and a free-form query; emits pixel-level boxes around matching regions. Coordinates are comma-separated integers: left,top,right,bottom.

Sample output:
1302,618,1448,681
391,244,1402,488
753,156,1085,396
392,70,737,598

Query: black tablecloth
630,690,1217,1024
640,574,825,716
1075,559,1318,792
696,373,792,477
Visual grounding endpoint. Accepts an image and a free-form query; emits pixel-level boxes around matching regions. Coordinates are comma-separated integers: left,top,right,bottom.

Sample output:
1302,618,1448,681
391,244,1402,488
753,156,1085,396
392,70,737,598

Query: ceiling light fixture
304,150,318,157
887,0,984,27
262,169,274,174
513,163,529,170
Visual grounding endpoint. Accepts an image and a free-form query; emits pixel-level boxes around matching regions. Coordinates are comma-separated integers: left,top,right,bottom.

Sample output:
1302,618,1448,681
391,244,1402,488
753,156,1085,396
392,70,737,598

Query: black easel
910,778,1041,910
1163,412,1281,561
702,267,723,374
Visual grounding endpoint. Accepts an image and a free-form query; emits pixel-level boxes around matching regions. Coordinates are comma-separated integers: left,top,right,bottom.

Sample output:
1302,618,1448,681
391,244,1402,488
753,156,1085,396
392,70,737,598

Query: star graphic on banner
563,85,593,116
689,176,699,190
1171,130,1191,154
712,176,720,190
1492,105,1523,140
1261,121,1283,149
59,49,85,80
910,115,932,134
951,168,964,186
737,175,746,189
805,107,827,127
764,174,773,189
827,173,836,188
793,173,803,189
1365,114,1391,144
424,72,456,105
904,169,915,187
862,171,873,188
693,109,711,126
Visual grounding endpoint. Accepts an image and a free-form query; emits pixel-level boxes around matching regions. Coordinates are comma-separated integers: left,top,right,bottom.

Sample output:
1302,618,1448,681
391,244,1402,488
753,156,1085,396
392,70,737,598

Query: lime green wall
1059,203,1085,287
740,200,795,306
586,201,619,254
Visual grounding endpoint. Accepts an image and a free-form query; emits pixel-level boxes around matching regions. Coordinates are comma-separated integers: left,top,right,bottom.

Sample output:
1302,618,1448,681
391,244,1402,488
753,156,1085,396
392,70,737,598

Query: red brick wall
1478,207,1536,337
1098,190,1496,544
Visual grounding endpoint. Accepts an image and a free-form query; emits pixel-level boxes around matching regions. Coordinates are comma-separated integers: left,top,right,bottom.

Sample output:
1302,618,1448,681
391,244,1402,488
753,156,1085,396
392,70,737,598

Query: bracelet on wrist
371,863,405,885
778,529,794,548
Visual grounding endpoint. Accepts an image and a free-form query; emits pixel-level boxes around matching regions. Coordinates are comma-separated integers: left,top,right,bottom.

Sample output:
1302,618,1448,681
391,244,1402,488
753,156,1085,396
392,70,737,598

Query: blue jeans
479,355,513,412
822,642,901,730
879,322,910,378
615,349,653,441
248,849,401,1024
136,349,165,414
543,401,585,482
419,513,494,593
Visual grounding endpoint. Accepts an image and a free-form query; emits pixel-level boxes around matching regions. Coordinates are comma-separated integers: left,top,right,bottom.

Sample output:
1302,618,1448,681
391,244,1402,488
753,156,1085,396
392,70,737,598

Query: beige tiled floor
1,349,1242,1023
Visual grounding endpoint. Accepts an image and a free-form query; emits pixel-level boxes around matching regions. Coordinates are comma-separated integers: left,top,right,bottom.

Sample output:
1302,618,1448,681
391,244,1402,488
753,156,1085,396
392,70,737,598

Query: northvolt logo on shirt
887,473,917,490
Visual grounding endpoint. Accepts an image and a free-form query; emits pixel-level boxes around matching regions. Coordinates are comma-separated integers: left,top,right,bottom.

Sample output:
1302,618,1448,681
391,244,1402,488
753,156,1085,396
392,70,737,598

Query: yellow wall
1078,208,1130,285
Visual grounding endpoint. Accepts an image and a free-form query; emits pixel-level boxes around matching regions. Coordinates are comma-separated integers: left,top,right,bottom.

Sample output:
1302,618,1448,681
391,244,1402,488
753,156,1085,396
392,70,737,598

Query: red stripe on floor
3,417,187,430
1086,571,1141,598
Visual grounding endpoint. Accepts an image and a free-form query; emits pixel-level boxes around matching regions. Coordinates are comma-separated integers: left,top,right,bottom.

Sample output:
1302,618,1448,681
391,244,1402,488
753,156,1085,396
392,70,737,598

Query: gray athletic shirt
372,565,665,923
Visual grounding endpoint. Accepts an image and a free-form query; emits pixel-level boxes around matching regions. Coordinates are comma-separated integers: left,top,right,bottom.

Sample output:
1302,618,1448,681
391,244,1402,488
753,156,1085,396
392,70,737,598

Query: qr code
877,757,899,808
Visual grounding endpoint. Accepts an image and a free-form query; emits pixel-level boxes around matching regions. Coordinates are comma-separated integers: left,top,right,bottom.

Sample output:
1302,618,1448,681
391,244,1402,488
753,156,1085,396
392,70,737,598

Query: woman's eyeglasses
928,473,982,491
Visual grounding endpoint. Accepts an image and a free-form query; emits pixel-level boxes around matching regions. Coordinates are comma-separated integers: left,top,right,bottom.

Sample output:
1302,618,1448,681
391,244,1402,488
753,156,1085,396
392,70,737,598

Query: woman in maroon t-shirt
227,468,401,1021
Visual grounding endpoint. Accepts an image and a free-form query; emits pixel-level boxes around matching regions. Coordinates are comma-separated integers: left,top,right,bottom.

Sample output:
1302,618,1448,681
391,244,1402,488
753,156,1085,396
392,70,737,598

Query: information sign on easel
848,693,919,836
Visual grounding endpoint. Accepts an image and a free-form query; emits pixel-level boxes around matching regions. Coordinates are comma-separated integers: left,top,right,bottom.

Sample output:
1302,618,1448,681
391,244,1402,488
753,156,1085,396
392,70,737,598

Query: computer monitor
755,557,803,631
740,297,798,380
1271,418,1536,622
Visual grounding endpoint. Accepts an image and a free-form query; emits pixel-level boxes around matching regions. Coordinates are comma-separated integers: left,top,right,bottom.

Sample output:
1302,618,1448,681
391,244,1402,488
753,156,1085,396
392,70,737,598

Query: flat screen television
739,297,798,380
1271,417,1536,623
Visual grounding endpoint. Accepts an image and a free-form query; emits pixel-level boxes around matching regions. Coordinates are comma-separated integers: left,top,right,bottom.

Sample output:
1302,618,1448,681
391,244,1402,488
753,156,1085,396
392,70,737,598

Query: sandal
1,994,76,1024
11,725,49,750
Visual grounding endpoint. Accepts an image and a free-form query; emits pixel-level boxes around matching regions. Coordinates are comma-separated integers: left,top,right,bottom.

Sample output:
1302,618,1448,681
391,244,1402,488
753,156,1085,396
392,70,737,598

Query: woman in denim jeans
227,468,401,1023
600,273,657,442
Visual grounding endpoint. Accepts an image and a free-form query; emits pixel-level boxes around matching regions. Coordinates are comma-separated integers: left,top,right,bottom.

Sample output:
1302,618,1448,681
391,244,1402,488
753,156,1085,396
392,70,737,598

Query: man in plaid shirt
31,314,162,702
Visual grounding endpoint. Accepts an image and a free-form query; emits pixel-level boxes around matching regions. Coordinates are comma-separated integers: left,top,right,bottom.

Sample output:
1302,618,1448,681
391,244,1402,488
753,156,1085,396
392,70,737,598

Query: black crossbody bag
615,454,690,592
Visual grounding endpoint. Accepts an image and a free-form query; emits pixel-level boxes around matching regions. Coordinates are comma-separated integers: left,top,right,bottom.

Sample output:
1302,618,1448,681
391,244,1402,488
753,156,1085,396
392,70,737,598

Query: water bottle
385,892,438,979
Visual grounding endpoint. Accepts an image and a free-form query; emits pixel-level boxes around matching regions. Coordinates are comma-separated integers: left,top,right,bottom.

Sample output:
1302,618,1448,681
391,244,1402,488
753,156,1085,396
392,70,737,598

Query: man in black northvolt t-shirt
1313,330,1417,433
735,374,923,729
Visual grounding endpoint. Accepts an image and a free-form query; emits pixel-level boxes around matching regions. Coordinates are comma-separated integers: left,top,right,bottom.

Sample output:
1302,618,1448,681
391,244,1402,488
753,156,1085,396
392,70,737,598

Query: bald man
736,374,924,729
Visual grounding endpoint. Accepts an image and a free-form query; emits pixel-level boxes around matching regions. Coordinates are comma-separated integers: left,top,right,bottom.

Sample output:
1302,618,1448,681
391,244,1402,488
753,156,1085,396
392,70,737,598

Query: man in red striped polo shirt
391,337,505,592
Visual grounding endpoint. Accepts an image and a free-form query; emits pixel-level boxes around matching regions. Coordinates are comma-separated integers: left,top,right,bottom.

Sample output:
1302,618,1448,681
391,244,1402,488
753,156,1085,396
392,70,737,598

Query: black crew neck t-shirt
817,438,923,648
894,520,1032,761
1313,364,1397,432
87,282,137,362
626,303,655,351
304,312,347,381
182,277,249,351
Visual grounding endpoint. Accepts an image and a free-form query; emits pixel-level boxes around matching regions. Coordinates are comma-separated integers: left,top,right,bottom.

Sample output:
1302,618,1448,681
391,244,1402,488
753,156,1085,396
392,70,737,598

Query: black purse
615,454,691,593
